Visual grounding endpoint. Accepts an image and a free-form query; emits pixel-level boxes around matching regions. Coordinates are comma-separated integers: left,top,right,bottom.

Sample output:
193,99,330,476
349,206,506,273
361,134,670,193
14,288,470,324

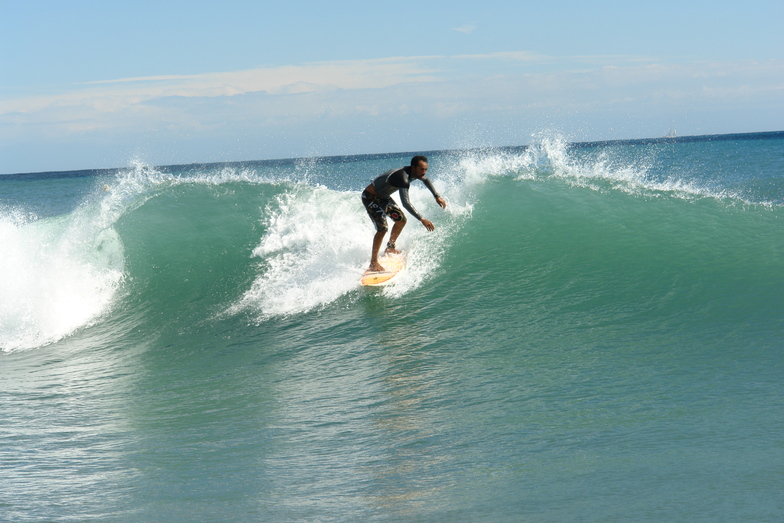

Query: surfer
362,155,447,271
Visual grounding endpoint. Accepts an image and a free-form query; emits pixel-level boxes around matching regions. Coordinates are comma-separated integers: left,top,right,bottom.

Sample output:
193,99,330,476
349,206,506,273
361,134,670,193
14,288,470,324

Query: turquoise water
1,132,783,521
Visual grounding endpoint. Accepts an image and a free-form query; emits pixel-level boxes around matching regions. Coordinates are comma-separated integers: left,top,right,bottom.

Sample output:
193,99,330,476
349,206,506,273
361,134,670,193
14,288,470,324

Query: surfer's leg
370,229,387,271
385,219,405,254
363,191,389,271
383,202,406,255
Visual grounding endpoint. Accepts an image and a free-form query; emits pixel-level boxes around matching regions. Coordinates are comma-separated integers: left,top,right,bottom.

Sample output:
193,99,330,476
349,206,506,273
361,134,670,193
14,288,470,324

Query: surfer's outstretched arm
399,186,442,231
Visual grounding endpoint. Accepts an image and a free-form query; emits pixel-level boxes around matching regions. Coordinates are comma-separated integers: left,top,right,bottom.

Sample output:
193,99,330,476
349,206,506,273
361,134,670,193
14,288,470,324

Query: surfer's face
412,161,428,178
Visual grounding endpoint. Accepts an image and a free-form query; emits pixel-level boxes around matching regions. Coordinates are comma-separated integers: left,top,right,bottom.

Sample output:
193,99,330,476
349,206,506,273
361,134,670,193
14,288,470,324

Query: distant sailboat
665,128,677,138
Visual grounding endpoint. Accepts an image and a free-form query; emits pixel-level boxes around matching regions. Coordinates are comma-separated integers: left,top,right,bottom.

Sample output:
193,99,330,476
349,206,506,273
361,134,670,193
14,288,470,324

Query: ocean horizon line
3,129,783,181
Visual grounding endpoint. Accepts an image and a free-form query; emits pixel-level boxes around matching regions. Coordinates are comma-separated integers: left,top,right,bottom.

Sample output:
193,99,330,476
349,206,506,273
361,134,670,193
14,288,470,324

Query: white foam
507,132,757,204
450,131,737,203
228,185,365,318
0,160,182,352
228,174,473,319
0,208,125,352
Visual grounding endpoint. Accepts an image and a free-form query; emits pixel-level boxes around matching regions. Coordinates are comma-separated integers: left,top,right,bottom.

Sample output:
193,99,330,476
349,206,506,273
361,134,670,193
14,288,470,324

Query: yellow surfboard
360,254,406,286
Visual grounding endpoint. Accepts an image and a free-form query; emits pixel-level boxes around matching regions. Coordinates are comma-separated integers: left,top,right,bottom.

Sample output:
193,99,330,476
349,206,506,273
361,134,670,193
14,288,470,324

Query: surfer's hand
421,218,435,231
436,196,446,209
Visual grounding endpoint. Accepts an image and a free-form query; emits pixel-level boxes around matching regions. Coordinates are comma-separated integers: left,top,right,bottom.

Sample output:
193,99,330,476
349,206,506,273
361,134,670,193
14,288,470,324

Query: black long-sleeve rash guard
371,166,441,221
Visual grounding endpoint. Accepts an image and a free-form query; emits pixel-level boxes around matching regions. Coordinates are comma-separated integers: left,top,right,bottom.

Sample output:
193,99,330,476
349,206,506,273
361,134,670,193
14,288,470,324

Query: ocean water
1,131,783,521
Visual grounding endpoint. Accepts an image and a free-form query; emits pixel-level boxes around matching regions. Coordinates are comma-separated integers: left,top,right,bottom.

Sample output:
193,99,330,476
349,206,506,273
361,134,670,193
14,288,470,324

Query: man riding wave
361,155,446,272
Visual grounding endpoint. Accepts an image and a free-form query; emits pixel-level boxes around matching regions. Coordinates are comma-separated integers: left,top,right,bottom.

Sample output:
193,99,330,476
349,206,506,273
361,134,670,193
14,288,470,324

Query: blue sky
1,0,782,174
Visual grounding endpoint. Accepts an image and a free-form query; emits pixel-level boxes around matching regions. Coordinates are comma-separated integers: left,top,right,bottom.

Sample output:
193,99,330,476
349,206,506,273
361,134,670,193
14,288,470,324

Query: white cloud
453,25,476,34
2,53,782,172
454,51,548,62
9,54,778,126
0,57,441,119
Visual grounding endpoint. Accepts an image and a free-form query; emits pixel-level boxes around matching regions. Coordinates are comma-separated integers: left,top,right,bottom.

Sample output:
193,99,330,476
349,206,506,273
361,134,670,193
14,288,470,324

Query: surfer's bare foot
369,261,385,272
384,241,401,256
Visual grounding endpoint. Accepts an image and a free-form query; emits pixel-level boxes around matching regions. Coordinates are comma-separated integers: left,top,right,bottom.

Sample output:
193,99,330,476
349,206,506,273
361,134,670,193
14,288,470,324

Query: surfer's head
410,155,428,178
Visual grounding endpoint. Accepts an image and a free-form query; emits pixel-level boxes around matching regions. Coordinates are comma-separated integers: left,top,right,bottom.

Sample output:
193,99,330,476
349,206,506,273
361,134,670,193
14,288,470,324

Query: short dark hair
411,155,428,168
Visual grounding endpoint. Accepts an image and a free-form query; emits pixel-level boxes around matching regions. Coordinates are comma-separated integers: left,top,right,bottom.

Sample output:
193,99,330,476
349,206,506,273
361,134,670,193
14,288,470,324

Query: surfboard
360,253,406,286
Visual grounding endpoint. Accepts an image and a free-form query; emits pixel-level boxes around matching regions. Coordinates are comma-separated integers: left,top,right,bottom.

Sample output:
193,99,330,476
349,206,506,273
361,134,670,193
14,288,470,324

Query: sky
1,0,783,174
